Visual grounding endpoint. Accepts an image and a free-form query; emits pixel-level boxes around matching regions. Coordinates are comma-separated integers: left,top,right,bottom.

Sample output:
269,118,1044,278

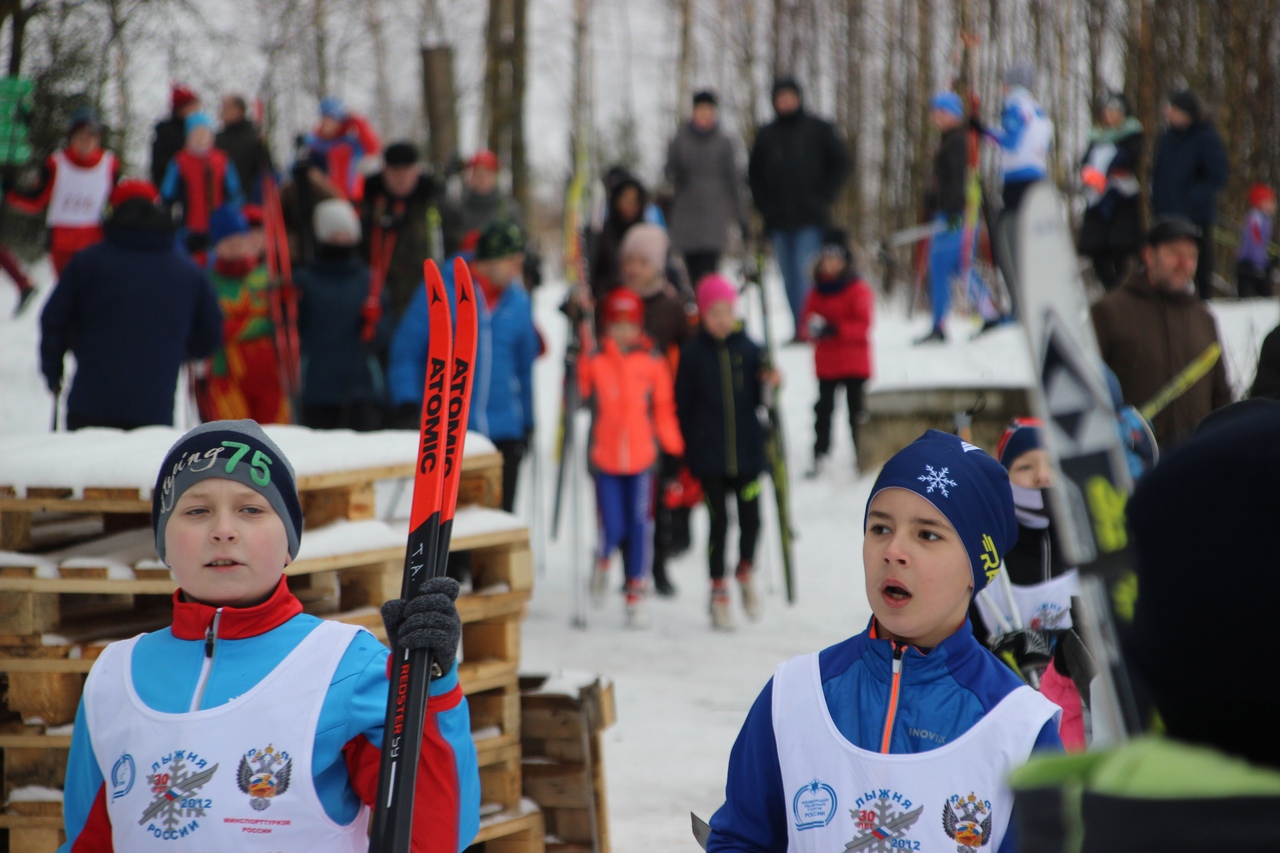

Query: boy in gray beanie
59,419,480,849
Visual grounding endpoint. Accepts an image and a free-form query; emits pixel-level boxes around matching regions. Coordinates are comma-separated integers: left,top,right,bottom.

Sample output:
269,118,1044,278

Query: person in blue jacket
389,219,538,512
58,419,479,852
707,430,1061,853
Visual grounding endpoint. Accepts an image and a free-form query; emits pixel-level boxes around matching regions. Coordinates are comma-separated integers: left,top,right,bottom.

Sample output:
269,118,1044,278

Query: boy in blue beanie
707,430,1061,852
59,419,479,850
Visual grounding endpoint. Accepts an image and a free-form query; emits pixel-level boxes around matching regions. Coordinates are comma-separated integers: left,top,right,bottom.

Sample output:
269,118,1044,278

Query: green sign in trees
0,78,35,166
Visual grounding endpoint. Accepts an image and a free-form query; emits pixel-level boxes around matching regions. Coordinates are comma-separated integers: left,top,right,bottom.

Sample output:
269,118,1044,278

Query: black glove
659,452,682,481
968,115,985,135
381,576,461,677
522,247,543,289
185,231,210,255
391,402,420,430
46,376,61,395
990,628,1052,687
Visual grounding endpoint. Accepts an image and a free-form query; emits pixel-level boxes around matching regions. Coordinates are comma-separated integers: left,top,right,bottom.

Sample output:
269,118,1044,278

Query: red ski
260,174,301,414
370,258,479,851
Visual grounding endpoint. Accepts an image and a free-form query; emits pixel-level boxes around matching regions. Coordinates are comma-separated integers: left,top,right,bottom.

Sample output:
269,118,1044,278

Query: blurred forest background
0,0,1275,261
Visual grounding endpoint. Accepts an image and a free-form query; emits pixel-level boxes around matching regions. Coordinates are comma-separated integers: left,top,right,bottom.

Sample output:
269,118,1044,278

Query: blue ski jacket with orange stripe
707,618,1061,852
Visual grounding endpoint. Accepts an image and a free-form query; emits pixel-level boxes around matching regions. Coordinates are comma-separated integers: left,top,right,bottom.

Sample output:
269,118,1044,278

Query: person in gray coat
664,90,747,288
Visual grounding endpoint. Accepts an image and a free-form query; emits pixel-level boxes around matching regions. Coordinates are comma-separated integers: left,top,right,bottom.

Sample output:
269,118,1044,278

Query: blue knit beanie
996,418,1043,468
319,96,347,120
208,204,250,248
184,112,214,136
866,430,1017,594
930,91,964,119
152,420,303,562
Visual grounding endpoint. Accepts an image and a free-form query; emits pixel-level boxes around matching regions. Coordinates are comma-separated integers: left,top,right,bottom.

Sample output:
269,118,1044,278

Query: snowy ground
2,261,1276,850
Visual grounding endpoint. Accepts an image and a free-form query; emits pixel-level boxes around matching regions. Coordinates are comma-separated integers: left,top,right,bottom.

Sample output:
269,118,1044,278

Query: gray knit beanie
152,420,303,562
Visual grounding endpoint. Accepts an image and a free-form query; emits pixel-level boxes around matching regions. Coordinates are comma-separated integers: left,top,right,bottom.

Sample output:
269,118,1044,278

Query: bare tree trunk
838,0,863,238
313,0,329,98
911,0,934,236
675,0,694,126
878,0,899,229
421,45,457,171
509,0,528,212
1084,0,1106,115
366,0,393,135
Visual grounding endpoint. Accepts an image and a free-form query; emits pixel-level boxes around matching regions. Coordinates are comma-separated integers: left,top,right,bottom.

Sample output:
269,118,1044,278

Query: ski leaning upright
743,246,796,604
370,258,479,851
1014,184,1146,740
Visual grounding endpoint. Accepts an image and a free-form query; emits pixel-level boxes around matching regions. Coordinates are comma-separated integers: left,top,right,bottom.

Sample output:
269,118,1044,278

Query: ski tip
423,259,444,297
453,255,473,298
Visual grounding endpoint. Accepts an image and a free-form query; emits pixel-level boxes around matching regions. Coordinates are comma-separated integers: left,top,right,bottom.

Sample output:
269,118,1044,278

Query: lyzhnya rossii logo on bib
138,750,219,840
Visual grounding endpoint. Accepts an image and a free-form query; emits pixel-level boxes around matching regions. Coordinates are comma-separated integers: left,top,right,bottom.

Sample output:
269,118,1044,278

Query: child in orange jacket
579,287,685,627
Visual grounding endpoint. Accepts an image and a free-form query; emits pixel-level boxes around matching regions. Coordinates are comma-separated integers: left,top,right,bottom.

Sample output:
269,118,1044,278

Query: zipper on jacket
879,643,905,753
718,342,738,475
1040,529,1052,584
191,608,222,712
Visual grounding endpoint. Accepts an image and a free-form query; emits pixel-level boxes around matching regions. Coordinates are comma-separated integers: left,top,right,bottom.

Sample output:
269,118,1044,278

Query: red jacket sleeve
69,786,114,853
344,680,473,853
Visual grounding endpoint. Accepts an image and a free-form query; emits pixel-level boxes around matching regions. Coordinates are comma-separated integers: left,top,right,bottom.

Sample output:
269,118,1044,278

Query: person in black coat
295,198,390,431
1078,93,1145,291
360,141,451,323
215,93,274,203
149,84,200,189
1150,89,1229,299
590,170,650,303
747,77,850,338
675,276,775,630
40,180,222,430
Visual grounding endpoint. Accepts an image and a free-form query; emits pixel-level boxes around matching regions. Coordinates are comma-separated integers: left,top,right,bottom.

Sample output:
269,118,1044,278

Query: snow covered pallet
0,427,504,551
0,510,535,850
519,675,616,853
469,798,547,852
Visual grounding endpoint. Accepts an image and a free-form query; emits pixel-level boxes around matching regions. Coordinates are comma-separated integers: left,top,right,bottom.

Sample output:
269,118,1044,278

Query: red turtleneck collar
170,575,303,640
61,146,107,169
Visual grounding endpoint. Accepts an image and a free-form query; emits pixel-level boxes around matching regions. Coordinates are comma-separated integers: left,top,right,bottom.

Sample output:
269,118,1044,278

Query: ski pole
1138,342,1221,422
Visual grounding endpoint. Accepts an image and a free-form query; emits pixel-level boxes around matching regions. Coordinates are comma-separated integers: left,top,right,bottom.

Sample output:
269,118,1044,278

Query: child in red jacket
160,112,245,265
799,229,874,476
579,287,685,628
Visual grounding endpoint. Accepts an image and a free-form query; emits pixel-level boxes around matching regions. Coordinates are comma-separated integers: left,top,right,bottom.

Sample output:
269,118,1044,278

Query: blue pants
771,226,824,334
926,218,982,330
595,471,655,583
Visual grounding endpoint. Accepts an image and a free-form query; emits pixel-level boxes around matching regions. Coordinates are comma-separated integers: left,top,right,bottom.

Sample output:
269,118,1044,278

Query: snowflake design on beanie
918,465,958,497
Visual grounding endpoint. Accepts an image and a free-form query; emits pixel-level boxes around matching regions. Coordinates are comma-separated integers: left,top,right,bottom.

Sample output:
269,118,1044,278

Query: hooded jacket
675,328,767,479
1090,268,1232,449
579,335,684,475
1150,119,1228,226
747,99,850,232
40,201,222,427
798,272,873,380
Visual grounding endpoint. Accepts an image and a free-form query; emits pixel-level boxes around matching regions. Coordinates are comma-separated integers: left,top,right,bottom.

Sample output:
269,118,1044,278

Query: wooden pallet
520,676,616,853
0,443,503,552
468,800,546,852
